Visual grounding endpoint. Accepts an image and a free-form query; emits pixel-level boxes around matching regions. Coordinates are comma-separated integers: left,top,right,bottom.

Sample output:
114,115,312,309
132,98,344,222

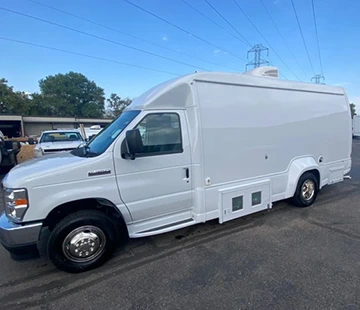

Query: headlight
3,187,29,223
34,147,43,157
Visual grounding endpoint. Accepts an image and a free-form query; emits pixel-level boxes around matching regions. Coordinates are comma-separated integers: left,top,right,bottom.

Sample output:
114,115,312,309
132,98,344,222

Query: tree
36,72,105,118
350,103,356,119
106,93,132,117
27,93,55,116
0,78,30,114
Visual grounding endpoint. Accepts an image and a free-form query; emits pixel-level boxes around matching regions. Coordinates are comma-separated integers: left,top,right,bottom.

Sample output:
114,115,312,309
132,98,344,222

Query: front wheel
47,210,118,273
291,172,319,207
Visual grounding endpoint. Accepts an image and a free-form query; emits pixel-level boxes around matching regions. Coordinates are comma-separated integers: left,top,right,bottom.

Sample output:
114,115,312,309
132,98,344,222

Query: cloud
162,34,168,41
213,49,228,57
274,0,280,4
213,49,221,55
334,82,352,87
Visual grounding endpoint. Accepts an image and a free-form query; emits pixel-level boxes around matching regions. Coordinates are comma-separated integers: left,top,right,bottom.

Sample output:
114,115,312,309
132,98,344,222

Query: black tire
291,172,319,207
47,210,118,273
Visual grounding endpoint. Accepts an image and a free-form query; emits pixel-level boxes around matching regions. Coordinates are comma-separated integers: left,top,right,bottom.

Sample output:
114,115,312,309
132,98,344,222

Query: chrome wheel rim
301,179,315,201
62,226,106,263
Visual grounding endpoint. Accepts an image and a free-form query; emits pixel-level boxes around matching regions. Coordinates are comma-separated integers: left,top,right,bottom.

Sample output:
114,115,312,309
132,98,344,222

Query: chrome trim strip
88,169,111,177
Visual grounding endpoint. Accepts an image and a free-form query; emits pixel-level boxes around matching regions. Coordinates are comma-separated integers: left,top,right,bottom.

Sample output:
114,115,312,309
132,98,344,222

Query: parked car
353,115,360,138
0,67,352,273
33,129,85,158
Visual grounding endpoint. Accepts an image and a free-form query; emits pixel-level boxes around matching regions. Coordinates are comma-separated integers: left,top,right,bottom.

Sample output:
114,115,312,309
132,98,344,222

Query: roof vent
243,66,278,78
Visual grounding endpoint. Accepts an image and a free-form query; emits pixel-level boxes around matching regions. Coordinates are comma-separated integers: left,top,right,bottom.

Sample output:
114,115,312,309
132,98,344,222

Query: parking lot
0,140,359,310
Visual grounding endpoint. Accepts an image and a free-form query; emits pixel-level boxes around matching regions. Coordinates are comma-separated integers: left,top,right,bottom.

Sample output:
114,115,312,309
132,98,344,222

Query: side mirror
125,129,144,159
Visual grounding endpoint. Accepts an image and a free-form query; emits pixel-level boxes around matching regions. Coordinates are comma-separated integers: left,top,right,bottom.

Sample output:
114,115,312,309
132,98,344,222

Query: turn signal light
14,198,28,206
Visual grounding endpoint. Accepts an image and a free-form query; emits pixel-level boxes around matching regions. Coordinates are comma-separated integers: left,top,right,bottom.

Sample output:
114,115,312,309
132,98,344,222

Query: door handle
183,168,190,182
185,168,189,179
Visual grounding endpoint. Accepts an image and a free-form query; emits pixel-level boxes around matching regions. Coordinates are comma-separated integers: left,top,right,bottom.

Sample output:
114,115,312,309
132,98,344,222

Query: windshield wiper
82,145,98,157
71,145,97,157
83,145,90,156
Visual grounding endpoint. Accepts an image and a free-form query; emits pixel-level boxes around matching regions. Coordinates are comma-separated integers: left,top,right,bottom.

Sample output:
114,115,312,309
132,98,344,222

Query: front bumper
0,212,42,259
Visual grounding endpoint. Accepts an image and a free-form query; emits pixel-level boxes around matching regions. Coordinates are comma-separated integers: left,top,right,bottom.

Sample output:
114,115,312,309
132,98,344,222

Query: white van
0,67,352,273
353,115,360,138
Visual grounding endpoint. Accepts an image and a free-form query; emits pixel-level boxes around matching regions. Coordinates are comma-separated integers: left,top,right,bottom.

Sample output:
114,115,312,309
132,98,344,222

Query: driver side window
134,113,183,156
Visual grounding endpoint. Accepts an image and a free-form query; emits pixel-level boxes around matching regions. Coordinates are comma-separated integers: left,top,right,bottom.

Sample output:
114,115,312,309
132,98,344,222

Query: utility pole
311,74,325,84
246,44,269,71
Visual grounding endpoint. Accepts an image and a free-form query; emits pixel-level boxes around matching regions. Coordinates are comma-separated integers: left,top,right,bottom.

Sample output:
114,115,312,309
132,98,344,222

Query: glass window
84,110,140,155
232,196,243,212
252,191,262,206
134,113,182,155
40,132,83,143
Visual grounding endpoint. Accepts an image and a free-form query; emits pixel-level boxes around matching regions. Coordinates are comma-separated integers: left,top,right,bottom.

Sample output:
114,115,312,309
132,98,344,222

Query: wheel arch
42,198,129,240
285,157,321,198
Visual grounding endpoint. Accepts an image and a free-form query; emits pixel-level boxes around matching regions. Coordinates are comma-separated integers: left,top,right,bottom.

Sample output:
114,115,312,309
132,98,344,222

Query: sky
0,0,359,109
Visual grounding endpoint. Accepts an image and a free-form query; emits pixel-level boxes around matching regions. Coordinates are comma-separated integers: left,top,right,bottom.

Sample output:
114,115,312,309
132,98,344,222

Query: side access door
114,110,193,225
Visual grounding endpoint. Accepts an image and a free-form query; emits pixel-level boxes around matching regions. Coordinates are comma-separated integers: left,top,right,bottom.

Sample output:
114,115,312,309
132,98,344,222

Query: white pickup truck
0,67,352,273
33,129,85,158
353,115,360,138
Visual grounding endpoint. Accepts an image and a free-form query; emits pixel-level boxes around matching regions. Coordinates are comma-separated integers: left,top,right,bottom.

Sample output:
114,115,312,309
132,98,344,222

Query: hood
37,141,84,151
2,152,88,188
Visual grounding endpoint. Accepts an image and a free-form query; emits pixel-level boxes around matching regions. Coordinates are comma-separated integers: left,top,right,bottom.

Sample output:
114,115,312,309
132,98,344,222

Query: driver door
114,110,193,223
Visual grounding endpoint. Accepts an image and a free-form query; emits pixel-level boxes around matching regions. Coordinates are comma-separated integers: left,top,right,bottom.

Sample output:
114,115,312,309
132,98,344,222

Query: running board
129,218,196,238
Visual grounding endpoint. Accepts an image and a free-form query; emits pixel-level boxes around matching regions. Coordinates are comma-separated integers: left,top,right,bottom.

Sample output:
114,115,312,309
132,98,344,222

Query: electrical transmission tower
246,44,269,70
311,74,325,84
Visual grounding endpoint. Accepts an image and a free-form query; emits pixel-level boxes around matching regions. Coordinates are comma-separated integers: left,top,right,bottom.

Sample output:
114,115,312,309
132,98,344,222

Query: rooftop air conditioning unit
243,66,279,78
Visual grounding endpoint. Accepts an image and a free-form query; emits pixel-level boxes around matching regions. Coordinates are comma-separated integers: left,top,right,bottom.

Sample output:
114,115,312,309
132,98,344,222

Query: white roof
126,69,345,111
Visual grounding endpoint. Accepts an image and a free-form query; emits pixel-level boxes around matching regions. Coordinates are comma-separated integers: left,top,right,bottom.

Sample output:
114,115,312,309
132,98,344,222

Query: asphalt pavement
0,140,359,310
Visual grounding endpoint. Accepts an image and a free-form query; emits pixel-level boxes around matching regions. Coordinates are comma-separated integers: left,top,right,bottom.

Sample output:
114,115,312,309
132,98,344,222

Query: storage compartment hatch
219,180,271,223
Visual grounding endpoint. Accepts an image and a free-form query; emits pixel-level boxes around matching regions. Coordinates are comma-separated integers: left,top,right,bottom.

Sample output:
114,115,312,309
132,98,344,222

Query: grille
43,148,74,153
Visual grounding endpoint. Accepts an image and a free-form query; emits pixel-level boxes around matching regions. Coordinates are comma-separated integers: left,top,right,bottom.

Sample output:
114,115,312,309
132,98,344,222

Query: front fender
285,157,320,198
23,176,132,224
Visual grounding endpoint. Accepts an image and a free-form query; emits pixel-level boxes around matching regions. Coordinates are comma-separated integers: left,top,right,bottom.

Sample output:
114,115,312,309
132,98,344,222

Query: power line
122,0,246,62
232,0,300,81
204,0,252,47
0,37,180,76
311,0,324,76
259,0,307,78
179,0,250,48
26,0,236,72
290,0,315,75
0,7,211,72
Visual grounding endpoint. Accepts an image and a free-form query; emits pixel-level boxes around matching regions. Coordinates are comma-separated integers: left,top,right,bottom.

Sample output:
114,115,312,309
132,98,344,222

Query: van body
0,68,352,272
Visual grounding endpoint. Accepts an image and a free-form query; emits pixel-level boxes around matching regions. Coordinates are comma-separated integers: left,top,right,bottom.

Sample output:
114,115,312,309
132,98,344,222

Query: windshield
85,110,140,155
40,132,83,143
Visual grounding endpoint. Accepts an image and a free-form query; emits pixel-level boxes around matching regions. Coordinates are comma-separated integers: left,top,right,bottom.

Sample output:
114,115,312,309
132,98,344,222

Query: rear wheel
47,210,118,273
291,172,319,207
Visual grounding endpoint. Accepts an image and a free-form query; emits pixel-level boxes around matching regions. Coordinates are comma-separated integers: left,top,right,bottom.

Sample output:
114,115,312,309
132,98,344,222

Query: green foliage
106,93,132,117
36,72,105,118
350,103,356,119
0,78,30,114
0,72,107,118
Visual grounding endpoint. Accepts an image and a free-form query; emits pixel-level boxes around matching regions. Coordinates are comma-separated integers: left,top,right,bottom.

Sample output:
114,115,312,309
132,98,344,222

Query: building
0,115,113,138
